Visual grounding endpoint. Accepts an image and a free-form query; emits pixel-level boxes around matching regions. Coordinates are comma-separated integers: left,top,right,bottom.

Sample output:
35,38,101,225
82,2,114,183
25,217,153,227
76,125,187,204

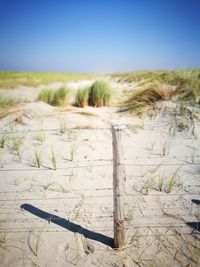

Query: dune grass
0,136,6,148
75,87,89,107
37,131,47,144
0,72,98,89
35,151,41,168
50,149,57,170
118,70,200,114
88,80,112,107
37,87,69,106
74,80,112,107
0,94,20,108
59,120,67,135
121,81,175,114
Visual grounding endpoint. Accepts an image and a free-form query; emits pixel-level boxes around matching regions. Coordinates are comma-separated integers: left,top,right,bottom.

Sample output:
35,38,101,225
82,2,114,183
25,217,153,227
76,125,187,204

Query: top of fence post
111,123,125,131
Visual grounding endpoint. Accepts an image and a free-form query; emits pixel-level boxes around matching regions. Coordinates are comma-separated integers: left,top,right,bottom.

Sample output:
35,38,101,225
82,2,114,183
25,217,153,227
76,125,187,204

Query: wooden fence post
112,123,125,248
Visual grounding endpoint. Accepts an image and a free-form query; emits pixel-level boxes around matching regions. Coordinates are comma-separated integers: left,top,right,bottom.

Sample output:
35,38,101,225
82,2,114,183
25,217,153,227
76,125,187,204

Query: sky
0,0,200,73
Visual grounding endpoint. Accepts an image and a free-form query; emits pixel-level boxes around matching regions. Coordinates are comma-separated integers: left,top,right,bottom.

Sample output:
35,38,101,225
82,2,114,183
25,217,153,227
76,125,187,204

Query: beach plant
192,124,199,140
11,135,24,159
70,144,76,161
158,172,166,192
37,131,47,144
121,81,174,114
41,175,54,191
0,233,7,249
190,148,195,164
50,149,57,170
162,142,170,156
37,89,52,104
0,135,6,148
149,164,162,175
167,168,180,193
75,87,89,107
42,182,54,191
118,70,200,114
169,123,176,137
59,182,71,193
0,94,19,108
144,176,155,195
28,231,42,257
35,151,41,168
37,87,69,106
177,120,189,132
53,87,69,106
88,80,112,107
60,120,67,135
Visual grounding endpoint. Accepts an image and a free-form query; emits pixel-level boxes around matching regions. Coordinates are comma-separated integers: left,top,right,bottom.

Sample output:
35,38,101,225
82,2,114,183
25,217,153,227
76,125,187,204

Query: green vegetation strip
0,72,98,88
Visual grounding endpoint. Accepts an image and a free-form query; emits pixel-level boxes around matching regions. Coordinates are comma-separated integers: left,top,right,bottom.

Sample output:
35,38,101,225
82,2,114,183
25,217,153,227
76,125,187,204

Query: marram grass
75,88,89,107
75,80,112,107
37,87,69,106
88,80,112,107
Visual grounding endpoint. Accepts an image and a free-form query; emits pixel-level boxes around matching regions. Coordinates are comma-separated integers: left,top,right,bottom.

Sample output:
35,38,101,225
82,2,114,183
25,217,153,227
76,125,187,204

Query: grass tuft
0,95,20,108
37,131,47,144
162,142,170,156
11,135,24,160
0,135,6,148
35,151,41,168
0,233,7,249
59,120,67,135
118,70,200,114
51,149,57,170
75,88,89,107
28,231,42,257
158,172,166,192
167,168,180,193
70,144,76,161
144,176,155,195
37,87,69,106
121,81,175,114
88,80,112,107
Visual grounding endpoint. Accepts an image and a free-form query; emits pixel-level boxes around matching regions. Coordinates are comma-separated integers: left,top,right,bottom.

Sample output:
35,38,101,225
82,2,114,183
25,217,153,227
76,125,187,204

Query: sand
0,79,200,267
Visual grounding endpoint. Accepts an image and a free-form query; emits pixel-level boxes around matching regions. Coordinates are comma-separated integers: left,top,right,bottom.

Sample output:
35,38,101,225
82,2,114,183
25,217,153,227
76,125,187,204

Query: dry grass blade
144,176,155,195
27,231,42,257
162,142,170,156
35,150,41,168
60,120,67,135
167,168,180,193
51,149,57,170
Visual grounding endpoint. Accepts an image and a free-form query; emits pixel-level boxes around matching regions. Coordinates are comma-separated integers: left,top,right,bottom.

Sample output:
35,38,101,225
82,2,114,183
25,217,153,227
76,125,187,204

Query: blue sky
0,0,200,73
